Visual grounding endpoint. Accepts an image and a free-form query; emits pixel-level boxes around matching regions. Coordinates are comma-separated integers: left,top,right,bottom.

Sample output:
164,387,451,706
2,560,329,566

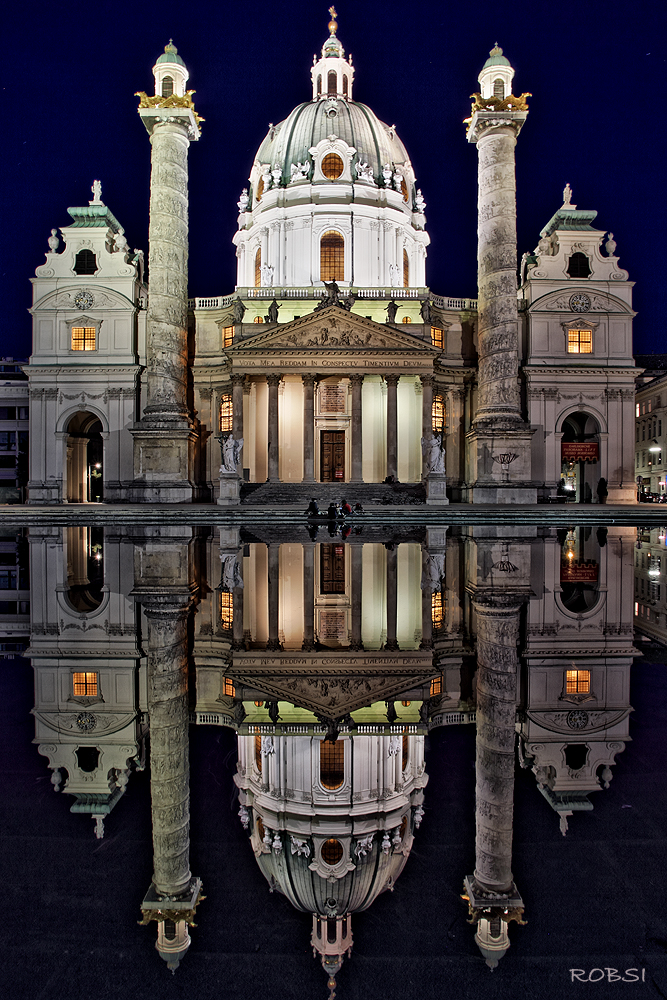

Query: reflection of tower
130,43,201,503
134,528,202,970
465,47,535,503
235,731,427,989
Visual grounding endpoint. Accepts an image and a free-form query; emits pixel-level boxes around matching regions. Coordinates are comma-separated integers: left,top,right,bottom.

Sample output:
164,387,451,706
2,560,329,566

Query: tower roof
156,40,185,67
481,43,511,70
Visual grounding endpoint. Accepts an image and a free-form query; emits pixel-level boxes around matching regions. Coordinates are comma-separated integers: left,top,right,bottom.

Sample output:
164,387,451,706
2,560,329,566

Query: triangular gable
227,305,438,356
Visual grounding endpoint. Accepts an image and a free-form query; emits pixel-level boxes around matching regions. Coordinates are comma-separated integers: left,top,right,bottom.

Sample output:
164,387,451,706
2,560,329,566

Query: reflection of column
140,597,202,970
385,543,399,650
420,543,432,649
267,542,281,650
464,595,524,968
350,543,363,650
231,373,245,472
302,541,315,650
420,374,433,481
386,374,399,481
267,374,281,482
350,374,364,483
303,374,315,483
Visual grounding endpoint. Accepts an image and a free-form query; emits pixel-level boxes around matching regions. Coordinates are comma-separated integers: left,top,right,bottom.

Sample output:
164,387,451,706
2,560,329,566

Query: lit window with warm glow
566,669,590,694
223,676,235,697
320,231,344,282
222,326,234,348
255,178,264,204
432,394,445,434
219,394,233,433
322,153,344,180
320,739,344,789
431,327,444,349
255,729,262,773
321,838,343,865
254,316,264,323
71,327,96,351
567,329,592,353
432,590,444,630
254,247,261,287
402,316,412,324
403,248,409,287
220,591,233,631
430,675,442,697
73,672,97,697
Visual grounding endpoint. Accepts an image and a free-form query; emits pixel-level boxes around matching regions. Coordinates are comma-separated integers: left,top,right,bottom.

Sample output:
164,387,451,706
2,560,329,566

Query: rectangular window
649,400,653,412
567,329,592,353
0,570,17,589
431,590,445,630
219,394,233,433
71,326,96,351
220,590,233,631
0,432,15,451
18,407,28,420
566,669,590,694
222,326,234,348
432,394,445,434
636,403,640,417
73,671,98,697
430,327,444,349
636,426,640,443
222,676,235,697
0,408,16,420
429,675,442,697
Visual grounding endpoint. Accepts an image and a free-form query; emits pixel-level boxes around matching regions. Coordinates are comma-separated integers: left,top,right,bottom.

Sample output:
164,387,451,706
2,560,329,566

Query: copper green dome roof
156,40,185,66
482,43,511,69
254,99,413,187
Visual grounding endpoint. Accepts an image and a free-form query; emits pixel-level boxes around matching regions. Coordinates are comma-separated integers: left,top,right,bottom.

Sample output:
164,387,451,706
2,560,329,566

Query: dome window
403,249,409,288
255,729,262,773
327,70,337,96
321,838,344,866
320,738,344,789
567,252,591,278
322,154,344,180
317,75,322,96
255,177,264,205
343,75,348,97
493,78,504,99
254,248,261,288
162,75,174,97
74,249,97,275
320,231,344,282
401,178,409,203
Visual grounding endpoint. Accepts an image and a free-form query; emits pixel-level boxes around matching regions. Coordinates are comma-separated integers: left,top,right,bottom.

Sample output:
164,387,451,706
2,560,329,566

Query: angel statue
222,435,244,474
421,431,446,474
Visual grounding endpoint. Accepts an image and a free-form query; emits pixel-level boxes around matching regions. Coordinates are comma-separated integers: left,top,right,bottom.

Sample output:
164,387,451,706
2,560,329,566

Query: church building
26,14,638,505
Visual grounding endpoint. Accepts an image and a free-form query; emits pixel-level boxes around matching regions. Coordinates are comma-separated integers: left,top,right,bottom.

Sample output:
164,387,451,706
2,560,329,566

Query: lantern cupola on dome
152,39,189,99
311,7,355,101
477,43,514,101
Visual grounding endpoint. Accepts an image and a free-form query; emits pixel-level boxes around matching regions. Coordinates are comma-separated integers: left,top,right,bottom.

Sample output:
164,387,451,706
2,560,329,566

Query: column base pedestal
130,424,197,503
425,474,449,505
218,473,241,506
466,424,536,504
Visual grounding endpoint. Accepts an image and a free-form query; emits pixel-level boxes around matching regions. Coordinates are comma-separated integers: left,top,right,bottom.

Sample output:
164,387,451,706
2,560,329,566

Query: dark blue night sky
3,0,666,359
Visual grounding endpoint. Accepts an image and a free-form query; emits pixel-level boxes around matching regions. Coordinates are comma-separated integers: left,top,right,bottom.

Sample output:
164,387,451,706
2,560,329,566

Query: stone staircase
240,481,426,506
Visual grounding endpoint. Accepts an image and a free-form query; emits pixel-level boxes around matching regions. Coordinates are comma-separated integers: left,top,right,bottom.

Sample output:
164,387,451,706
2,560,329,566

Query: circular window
321,838,344,865
322,154,344,180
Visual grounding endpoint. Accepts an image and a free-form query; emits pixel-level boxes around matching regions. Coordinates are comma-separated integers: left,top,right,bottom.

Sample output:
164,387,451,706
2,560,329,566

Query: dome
254,100,414,191
482,43,511,70
156,40,185,67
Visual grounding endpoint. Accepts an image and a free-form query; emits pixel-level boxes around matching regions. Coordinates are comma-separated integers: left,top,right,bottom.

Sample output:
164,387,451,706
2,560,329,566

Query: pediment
31,284,136,312
530,289,631,314
229,650,435,718
229,306,437,355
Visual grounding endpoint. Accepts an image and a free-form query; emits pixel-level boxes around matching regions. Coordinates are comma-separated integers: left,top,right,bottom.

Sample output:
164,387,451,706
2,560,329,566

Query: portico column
385,374,399,481
420,374,434,480
266,542,281,650
267,374,281,482
350,374,364,483
385,543,399,650
302,374,316,483
302,541,315,650
420,542,433,649
464,594,525,967
350,543,363,650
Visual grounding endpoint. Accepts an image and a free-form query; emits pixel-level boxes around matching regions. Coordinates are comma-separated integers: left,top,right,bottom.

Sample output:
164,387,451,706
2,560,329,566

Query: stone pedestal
218,470,241,506
425,473,449,505
465,426,536,504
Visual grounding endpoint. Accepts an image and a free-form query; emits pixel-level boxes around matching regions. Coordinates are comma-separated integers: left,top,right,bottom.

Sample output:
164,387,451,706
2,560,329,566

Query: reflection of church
24,519,636,979
26,14,638,506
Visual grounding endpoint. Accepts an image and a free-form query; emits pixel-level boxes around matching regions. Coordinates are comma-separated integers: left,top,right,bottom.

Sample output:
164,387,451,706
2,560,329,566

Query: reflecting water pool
3,521,667,999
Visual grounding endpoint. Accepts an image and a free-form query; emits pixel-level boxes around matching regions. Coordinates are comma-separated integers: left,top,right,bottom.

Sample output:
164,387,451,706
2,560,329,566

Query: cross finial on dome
328,6,338,34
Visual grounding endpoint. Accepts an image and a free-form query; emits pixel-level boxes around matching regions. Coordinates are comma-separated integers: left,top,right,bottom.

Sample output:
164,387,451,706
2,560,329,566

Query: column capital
385,373,400,388
231,373,246,388
349,373,365,387
266,373,282,387
420,373,434,388
302,373,316,387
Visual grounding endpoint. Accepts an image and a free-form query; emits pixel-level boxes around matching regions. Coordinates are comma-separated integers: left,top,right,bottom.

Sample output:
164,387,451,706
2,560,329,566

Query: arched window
255,730,262,773
320,738,344,789
493,78,504,99
403,248,409,287
317,75,322,96
162,76,174,97
342,75,348,97
320,231,344,282
567,252,591,278
401,178,409,203
432,393,445,433
255,177,264,204
402,316,412,324
253,316,264,324
322,153,344,179
219,393,233,432
73,249,97,275
254,247,261,287
327,70,337,95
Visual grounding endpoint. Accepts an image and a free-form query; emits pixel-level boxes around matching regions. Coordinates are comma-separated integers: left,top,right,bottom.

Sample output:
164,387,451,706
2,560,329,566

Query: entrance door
320,431,345,482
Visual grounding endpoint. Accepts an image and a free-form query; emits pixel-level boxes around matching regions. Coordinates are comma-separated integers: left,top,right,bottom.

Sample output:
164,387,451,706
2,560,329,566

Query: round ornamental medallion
74,290,94,310
76,711,97,732
566,710,589,730
569,292,591,313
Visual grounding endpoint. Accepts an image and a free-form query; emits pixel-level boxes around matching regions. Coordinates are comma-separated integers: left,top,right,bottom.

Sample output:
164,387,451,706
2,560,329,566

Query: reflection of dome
254,101,414,191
